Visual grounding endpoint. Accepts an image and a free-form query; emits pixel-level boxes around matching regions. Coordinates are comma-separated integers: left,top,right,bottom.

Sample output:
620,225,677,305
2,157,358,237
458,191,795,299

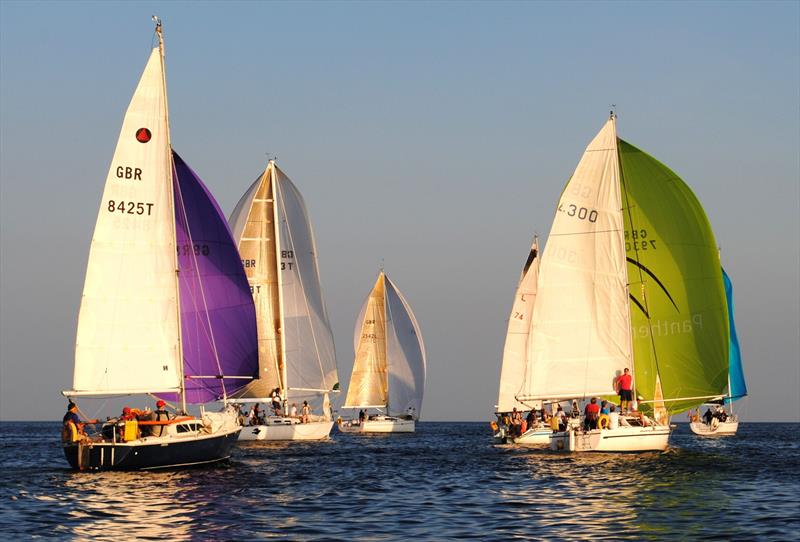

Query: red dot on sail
136,128,152,143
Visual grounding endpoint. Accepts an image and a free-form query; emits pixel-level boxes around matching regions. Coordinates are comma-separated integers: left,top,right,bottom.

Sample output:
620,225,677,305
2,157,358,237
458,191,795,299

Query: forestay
72,48,180,395
497,238,539,412
384,276,426,418
520,119,632,401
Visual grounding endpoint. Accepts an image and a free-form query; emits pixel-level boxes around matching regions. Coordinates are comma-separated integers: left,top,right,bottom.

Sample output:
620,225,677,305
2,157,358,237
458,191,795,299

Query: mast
615,111,647,410
381,272,390,413
154,16,187,414
271,161,289,410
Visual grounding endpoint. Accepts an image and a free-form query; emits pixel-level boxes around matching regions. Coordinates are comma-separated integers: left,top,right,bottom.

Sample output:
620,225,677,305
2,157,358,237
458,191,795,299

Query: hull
550,425,671,452
338,417,415,433
238,420,333,441
690,420,739,436
493,426,552,446
512,427,552,446
62,427,241,471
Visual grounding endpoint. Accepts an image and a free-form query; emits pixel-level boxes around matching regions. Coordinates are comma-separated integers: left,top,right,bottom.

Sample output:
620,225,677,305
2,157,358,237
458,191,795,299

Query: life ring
598,414,610,430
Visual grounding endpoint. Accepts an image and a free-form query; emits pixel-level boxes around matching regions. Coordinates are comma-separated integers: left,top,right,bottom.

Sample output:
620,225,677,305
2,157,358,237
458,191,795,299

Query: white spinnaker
72,48,181,395
497,238,539,412
520,118,632,401
344,275,388,408
228,167,282,399
384,276,426,418
274,166,338,402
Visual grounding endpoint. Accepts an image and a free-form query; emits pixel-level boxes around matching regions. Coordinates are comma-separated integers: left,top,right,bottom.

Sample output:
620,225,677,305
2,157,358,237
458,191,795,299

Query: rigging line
274,170,331,393
173,162,228,400
617,139,664,400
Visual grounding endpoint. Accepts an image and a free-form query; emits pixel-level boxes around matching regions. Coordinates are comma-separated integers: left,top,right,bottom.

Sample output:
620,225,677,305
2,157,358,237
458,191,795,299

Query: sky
1,1,798,422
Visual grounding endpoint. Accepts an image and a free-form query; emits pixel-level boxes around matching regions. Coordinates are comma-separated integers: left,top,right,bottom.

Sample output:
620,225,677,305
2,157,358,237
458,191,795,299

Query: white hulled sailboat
689,267,747,436
339,271,426,433
493,237,552,446
228,160,340,441
516,114,729,453
61,19,260,470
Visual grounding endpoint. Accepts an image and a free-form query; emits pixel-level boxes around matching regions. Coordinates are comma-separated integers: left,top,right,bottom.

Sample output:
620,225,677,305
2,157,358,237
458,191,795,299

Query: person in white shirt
290,403,298,418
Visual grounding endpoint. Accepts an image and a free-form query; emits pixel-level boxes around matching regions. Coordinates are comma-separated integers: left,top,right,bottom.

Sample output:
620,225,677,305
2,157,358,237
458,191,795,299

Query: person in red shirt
584,397,600,430
616,368,633,413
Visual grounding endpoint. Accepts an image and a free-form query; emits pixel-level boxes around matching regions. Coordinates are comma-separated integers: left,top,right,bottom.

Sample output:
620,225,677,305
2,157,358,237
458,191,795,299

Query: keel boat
228,160,340,441
62,19,259,470
339,272,426,433
690,267,747,437
514,114,730,453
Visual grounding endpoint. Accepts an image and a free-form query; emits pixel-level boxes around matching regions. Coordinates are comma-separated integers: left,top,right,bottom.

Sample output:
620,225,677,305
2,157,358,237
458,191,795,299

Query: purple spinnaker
166,151,259,404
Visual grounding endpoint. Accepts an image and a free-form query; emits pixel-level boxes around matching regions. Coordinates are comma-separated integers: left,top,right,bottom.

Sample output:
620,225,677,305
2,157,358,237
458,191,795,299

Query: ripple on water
1,422,799,540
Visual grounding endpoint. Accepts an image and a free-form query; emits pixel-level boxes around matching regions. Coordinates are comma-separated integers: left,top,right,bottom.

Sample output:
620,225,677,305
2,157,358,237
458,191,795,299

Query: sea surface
1,421,798,541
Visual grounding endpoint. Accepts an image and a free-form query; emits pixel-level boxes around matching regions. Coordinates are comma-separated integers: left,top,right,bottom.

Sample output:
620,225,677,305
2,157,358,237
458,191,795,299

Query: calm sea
1,421,798,541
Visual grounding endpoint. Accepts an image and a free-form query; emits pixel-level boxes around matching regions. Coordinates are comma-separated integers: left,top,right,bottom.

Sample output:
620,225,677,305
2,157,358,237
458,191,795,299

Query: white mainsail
496,237,540,412
228,162,338,403
71,48,181,396
344,272,426,418
519,118,633,401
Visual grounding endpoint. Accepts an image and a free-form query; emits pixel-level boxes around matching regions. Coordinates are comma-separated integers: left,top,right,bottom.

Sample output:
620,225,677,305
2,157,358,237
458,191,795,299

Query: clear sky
1,1,798,422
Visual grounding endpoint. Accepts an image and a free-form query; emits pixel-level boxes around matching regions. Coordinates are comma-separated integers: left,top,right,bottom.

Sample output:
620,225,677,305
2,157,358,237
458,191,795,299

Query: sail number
281,250,295,271
625,229,658,251
115,166,142,180
178,244,210,256
558,203,598,223
107,200,154,216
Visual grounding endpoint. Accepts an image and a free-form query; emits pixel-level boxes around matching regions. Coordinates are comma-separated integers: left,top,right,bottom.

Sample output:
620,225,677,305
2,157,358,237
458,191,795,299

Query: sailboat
338,271,426,433
61,19,260,470
690,267,747,436
493,237,552,446
227,160,340,441
515,114,729,453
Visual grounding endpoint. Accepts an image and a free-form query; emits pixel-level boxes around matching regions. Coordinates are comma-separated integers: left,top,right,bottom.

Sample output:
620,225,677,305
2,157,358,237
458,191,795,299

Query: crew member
584,397,600,431
152,400,172,437
62,401,93,443
616,368,633,413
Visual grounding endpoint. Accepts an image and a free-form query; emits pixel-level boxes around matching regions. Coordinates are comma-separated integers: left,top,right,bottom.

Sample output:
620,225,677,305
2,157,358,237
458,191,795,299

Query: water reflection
62,472,198,541
1,422,798,540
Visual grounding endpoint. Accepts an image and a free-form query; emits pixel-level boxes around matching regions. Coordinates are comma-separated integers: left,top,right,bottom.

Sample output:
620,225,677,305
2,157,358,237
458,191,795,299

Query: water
1,422,798,540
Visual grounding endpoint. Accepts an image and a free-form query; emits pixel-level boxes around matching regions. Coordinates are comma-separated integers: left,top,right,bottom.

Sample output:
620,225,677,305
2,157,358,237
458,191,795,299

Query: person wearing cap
151,399,172,437
62,401,93,442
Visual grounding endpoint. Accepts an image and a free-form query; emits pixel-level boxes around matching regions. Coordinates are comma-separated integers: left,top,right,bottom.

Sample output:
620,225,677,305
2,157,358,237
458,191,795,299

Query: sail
496,238,540,412
619,139,728,414
519,119,632,401
227,167,283,399
344,275,389,408
71,48,181,396
384,275,426,418
274,166,339,404
171,152,259,403
722,268,747,402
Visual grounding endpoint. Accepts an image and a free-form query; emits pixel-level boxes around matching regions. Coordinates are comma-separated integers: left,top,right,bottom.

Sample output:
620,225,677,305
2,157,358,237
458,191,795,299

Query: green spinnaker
618,139,728,415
